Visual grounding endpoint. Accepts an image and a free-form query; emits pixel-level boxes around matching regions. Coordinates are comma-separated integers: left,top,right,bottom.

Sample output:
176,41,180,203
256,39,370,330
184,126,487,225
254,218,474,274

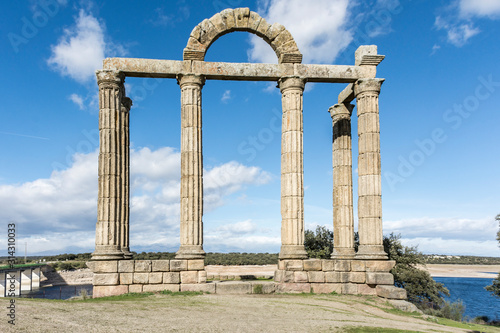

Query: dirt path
1,293,489,333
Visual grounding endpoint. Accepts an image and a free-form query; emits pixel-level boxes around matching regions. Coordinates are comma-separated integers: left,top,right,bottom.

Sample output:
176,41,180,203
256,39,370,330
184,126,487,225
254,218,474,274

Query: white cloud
69,93,84,110
401,238,499,257
459,0,500,18
216,220,257,234
0,147,271,254
221,90,231,103
47,9,126,84
248,0,353,64
435,16,480,47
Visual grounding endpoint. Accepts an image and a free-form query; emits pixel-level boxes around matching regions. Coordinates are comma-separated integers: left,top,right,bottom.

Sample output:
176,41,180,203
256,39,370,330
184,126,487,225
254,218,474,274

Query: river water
434,277,500,320
20,284,93,300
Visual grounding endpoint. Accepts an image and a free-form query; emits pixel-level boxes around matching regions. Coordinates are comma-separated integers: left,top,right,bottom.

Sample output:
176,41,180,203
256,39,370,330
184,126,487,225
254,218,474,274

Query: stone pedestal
279,76,308,259
120,97,133,259
354,78,387,259
176,74,206,259
329,103,355,259
93,70,126,260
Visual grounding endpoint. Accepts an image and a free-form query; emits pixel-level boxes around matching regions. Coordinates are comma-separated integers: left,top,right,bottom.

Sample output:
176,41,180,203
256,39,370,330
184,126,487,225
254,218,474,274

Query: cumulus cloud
248,0,353,64
69,93,84,110
0,147,271,254
435,0,500,47
47,9,126,84
459,0,500,18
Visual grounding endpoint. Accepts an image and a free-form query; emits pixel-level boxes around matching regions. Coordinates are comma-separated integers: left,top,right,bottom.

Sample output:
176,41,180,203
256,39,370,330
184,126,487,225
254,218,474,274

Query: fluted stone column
120,97,133,259
176,74,206,259
279,76,308,259
329,103,355,259
92,70,125,260
354,78,387,259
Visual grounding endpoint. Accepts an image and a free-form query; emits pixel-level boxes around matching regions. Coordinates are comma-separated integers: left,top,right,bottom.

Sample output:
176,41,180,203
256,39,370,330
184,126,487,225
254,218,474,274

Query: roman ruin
89,8,406,300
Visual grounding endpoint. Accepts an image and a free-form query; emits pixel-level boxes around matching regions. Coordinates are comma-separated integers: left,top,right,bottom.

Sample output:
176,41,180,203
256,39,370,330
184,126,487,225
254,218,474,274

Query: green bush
424,300,465,322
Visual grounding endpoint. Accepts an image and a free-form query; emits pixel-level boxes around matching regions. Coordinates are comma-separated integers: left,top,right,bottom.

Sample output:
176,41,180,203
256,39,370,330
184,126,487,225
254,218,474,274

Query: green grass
426,316,500,333
0,263,45,270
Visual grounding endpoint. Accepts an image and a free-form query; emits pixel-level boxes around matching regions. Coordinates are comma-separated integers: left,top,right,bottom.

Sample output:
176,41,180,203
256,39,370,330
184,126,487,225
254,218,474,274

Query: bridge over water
0,264,44,297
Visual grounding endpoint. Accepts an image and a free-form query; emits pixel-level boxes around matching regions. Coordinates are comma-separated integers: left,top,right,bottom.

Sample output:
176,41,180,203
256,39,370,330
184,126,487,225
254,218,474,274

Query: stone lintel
338,83,355,104
103,58,375,83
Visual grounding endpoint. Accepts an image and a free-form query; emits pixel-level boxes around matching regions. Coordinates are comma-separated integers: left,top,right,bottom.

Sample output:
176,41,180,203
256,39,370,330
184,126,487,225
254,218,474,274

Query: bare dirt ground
421,264,500,278
1,293,487,333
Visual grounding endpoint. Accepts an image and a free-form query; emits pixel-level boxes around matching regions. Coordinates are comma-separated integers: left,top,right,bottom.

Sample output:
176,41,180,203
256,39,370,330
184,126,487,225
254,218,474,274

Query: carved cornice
96,70,124,88
177,74,205,88
329,103,354,122
354,78,385,96
121,97,133,111
278,76,306,93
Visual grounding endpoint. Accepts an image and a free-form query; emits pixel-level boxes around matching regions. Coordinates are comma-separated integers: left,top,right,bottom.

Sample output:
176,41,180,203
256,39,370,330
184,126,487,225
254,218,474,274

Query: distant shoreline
423,264,500,278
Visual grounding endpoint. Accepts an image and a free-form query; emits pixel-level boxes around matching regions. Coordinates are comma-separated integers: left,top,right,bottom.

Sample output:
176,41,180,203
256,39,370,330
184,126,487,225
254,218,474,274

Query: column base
355,245,388,260
91,246,124,260
331,248,356,259
176,245,206,259
279,245,308,259
121,247,134,260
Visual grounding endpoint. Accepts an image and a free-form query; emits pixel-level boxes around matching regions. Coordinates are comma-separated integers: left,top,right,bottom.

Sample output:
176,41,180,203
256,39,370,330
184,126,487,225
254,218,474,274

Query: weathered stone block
322,259,335,271
311,283,342,294
181,283,215,293
303,259,322,271
308,271,325,283
234,7,250,28
208,13,225,32
216,282,252,294
349,272,366,284
251,282,276,294
388,300,421,313
187,259,205,271
152,260,170,272
339,272,350,283
128,284,142,293
118,260,134,273
358,284,377,296
198,270,207,283
365,260,395,272
91,260,118,273
366,272,394,285
220,9,236,31
342,283,359,295
294,271,308,283
180,271,198,284
133,272,149,284
134,260,151,272
276,283,311,293
120,273,133,285
93,273,119,286
278,260,285,270
284,271,294,283
163,272,180,284
283,260,303,271
143,284,179,293
247,11,262,31
93,285,128,298
376,285,407,300
325,272,341,283
266,23,285,41
149,272,163,284
170,260,187,272
334,260,351,272
274,269,284,282
255,17,271,38
351,260,366,272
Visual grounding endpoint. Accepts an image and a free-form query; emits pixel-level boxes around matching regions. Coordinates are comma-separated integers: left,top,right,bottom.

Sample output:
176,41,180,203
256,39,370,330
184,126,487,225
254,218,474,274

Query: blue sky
1,0,499,256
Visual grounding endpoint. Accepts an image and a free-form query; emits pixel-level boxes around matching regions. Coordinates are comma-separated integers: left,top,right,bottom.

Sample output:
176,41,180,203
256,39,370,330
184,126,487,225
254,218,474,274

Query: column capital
329,103,354,122
354,78,385,96
121,97,133,111
96,70,124,87
177,74,205,88
278,76,306,93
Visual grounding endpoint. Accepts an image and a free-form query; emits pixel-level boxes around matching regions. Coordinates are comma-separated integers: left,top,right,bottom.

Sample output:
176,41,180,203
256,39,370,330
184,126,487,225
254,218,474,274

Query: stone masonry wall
274,259,406,299
89,259,210,298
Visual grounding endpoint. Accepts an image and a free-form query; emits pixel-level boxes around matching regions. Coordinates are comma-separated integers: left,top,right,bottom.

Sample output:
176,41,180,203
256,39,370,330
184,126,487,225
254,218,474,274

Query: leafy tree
486,214,500,297
304,226,333,258
384,233,449,307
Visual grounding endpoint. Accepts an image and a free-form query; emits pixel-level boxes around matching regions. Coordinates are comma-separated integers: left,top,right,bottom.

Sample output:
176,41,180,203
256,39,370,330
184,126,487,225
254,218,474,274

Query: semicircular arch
183,8,302,64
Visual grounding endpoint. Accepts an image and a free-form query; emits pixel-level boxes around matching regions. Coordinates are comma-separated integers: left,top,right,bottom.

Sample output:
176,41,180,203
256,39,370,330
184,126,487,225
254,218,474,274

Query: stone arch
183,7,302,64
